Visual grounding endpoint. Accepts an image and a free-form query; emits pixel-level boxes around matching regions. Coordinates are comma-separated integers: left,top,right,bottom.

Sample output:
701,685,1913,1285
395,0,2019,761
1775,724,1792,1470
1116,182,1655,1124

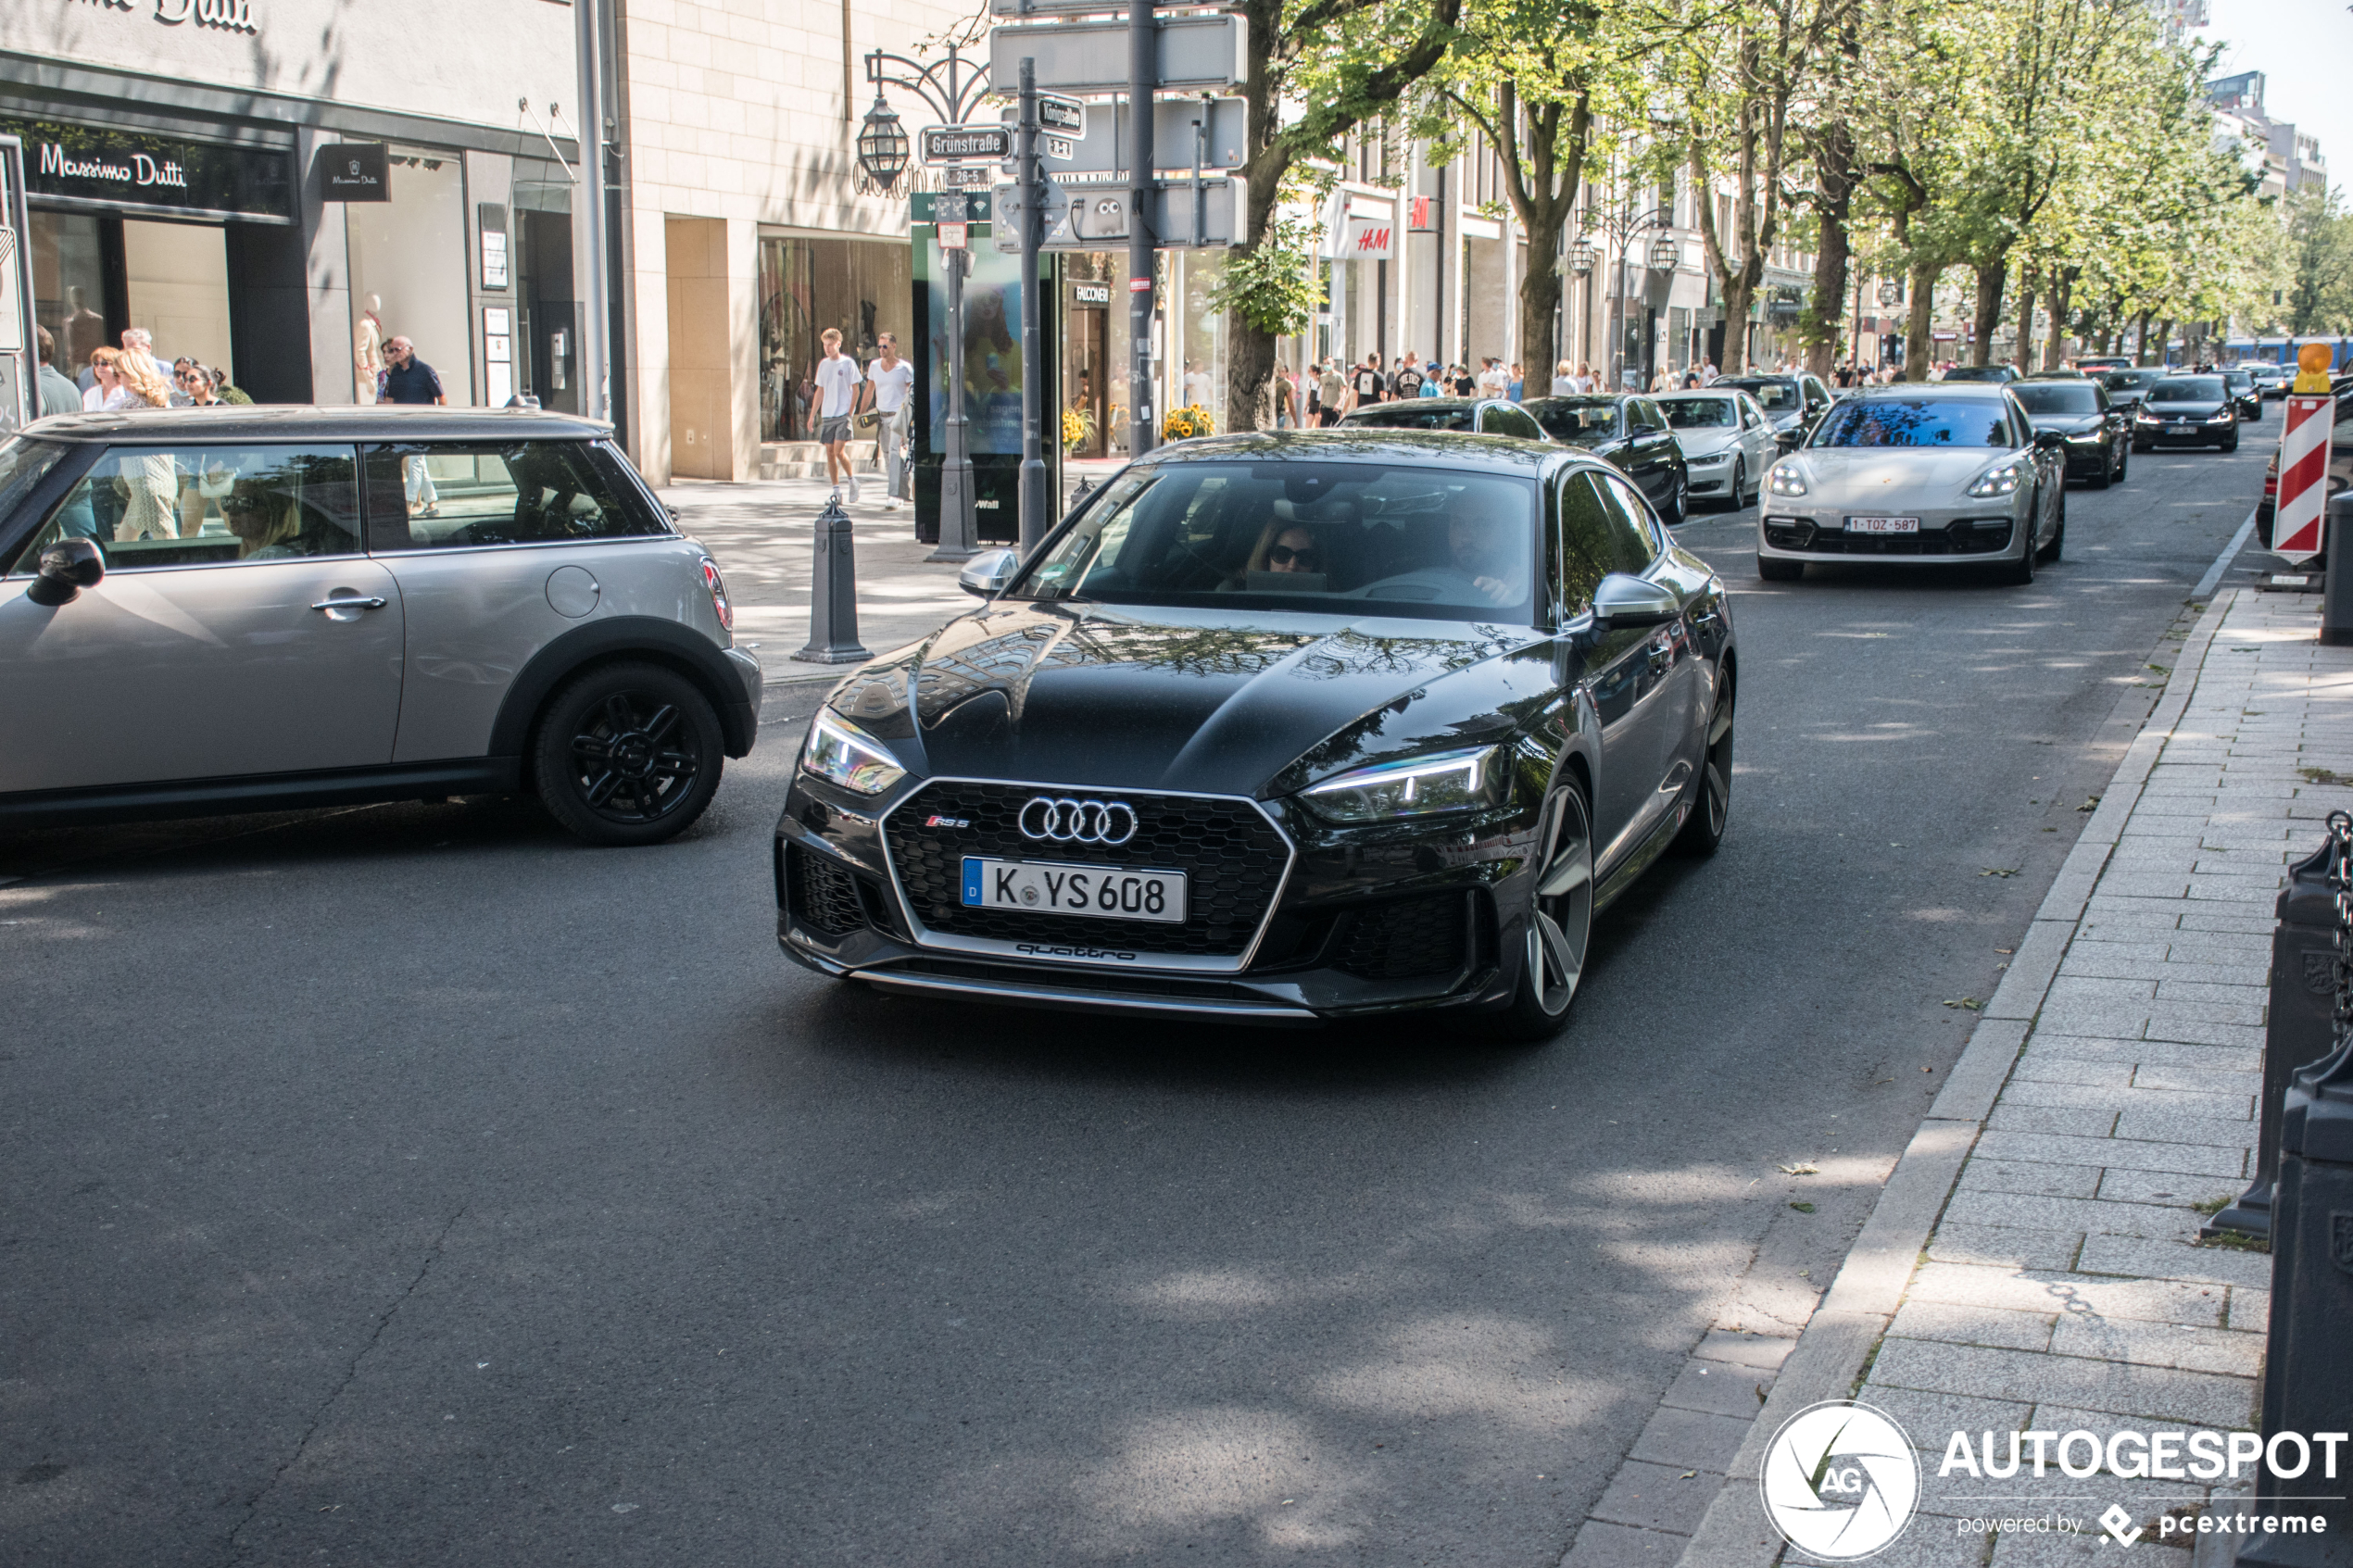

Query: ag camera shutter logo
1759,1400,1920,1560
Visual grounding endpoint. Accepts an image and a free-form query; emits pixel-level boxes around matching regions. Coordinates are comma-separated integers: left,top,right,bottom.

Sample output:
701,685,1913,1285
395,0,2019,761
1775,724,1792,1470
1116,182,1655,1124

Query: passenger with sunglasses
1223,521,1323,591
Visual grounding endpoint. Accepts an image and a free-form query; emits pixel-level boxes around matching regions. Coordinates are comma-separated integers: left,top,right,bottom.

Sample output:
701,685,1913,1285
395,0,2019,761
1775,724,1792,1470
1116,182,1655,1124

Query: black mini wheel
533,661,725,846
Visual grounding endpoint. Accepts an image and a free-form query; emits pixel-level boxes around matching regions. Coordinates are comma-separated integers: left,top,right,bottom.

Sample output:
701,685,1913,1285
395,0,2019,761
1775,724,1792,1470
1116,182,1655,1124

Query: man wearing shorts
867,333,914,509
810,328,863,503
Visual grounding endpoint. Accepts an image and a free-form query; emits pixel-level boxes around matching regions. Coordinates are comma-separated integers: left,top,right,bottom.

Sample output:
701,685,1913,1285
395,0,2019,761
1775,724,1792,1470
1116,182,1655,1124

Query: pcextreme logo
1759,1401,1921,1561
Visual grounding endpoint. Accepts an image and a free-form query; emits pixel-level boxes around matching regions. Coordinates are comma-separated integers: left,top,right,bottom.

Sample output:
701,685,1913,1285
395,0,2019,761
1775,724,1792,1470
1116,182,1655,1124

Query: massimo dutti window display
345,147,471,405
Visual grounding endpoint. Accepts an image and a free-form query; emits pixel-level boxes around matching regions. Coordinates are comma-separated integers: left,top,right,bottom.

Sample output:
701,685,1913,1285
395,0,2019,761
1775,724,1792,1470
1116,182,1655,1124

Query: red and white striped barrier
2272,393,2333,564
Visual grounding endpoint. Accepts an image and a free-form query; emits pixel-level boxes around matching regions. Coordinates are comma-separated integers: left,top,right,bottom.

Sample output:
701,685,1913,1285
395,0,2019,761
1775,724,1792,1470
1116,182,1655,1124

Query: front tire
1673,677,1734,857
2113,444,2128,483
1659,471,1688,526
1721,458,1748,512
1997,502,2039,585
1491,784,1596,1043
2221,433,2240,453
533,661,725,846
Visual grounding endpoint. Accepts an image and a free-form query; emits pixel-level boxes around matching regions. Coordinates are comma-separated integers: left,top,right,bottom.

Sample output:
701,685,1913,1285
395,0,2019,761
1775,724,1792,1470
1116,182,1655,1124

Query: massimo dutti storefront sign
69,0,259,34
6,119,293,221
320,143,388,202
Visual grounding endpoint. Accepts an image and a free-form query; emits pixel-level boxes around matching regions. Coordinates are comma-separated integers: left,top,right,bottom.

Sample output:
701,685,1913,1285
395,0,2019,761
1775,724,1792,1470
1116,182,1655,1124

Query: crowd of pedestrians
34,323,254,417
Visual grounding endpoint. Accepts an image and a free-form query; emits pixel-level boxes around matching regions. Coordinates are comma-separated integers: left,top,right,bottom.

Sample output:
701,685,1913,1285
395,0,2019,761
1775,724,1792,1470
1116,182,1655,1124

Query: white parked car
1654,389,1779,510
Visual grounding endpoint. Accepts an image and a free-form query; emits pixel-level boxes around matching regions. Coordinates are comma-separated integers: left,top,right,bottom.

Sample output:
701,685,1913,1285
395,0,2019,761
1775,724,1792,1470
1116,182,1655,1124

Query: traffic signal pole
1017,57,1050,550
1127,0,1156,463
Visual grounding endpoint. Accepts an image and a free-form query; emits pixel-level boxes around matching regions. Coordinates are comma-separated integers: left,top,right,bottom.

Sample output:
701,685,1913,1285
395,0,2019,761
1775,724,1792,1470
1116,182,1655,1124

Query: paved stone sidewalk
1560,586,2353,1568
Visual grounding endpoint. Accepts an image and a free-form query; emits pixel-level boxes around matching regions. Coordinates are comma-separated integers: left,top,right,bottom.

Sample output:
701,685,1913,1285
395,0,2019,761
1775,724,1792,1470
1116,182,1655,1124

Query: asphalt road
0,436,2269,1567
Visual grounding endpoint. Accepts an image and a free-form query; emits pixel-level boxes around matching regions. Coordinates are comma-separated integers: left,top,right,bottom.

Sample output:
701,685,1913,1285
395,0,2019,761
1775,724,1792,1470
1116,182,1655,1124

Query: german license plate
961,857,1188,923
2168,423,2194,434
1846,516,1920,534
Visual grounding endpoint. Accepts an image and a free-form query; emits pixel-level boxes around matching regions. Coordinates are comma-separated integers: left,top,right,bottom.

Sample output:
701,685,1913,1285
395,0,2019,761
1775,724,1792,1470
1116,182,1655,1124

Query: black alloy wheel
1492,784,1596,1042
1723,458,1748,512
1660,472,1687,525
2113,441,2129,483
2039,491,2067,563
534,660,725,846
1673,678,1734,857
1997,495,2039,585
2090,444,2113,489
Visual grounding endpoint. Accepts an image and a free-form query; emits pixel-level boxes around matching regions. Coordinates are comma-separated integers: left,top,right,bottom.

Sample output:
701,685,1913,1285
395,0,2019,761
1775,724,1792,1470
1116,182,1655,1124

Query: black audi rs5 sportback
774,430,1736,1039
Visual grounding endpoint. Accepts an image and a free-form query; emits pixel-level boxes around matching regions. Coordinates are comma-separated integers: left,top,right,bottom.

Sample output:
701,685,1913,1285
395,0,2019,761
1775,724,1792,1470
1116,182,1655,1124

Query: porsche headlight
1767,462,1808,496
1965,459,2027,498
1301,745,1504,823
799,709,906,796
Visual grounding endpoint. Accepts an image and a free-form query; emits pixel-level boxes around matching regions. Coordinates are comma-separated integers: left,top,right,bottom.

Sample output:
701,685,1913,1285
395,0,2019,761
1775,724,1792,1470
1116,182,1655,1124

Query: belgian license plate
1846,515,1919,534
962,857,1188,923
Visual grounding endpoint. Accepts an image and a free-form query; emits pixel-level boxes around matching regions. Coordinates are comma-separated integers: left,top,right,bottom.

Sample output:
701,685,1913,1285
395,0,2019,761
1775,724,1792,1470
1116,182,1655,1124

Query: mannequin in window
355,294,385,404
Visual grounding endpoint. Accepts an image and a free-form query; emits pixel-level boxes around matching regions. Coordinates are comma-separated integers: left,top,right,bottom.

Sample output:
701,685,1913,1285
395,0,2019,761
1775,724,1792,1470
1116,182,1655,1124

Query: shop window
347,147,471,405
758,236,911,444
10,445,359,572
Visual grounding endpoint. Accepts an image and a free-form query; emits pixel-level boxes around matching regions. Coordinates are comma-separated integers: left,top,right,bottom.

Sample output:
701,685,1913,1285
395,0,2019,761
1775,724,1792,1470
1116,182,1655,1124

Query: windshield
2103,370,2161,390
1941,366,2010,383
1526,398,1622,447
2223,370,2252,388
1662,397,1739,429
2011,383,2101,415
2150,378,2225,402
1720,379,1799,411
1809,399,2014,448
1345,406,1476,432
1015,461,1541,624
0,437,68,521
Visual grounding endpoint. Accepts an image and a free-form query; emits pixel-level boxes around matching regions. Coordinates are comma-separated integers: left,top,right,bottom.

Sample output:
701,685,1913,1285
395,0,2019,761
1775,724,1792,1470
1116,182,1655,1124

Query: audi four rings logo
1018,797,1139,845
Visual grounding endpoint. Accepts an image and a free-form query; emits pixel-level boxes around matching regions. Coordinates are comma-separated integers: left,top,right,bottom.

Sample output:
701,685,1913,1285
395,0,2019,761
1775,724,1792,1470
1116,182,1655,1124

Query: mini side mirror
1590,571,1679,630
25,538,104,608
958,547,1020,598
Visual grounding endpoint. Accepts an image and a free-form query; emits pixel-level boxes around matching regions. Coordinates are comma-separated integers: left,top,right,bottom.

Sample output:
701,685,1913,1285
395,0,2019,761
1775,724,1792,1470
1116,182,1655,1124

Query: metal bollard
2203,834,2344,1240
2325,493,2353,646
792,493,873,665
2237,810,2353,1568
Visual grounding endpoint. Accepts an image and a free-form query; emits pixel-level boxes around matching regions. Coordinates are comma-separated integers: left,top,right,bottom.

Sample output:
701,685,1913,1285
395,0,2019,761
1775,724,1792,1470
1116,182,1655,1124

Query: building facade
4,0,585,411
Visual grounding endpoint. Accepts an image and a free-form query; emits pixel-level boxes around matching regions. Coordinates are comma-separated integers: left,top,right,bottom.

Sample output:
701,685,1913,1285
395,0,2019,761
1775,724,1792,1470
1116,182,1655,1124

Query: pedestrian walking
1475,358,1507,399
380,336,447,516
1507,362,1524,401
1392,354,1424,400
810,327,863,504
167,357,199,407
867,332,913,510
120,327,167,390
34,327,81,419
176,362,220,406
1351,355,1384,409
1317,359,1348,425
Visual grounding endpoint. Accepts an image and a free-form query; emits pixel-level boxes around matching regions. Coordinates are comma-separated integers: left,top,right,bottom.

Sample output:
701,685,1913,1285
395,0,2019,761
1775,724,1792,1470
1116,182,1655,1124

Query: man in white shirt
1699,359,1719,386
867,332,915,509
1182,360,1213,410
1475,357,1509,400
809,327,864,503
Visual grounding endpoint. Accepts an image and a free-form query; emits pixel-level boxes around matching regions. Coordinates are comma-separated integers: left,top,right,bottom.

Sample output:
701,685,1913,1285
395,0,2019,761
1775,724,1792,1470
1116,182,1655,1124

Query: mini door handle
312,596,388,611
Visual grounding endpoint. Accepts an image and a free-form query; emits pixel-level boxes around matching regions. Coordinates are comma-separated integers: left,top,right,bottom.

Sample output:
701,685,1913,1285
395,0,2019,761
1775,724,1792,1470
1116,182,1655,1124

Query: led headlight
799,709,906,796
1767,462,1808,497
2134,408,2161,423
2206,410,2233,422
1301,745,1504,823
1965,460,2026,498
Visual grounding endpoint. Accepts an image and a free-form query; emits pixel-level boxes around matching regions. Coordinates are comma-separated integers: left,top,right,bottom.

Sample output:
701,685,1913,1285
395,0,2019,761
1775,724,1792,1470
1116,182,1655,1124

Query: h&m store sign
69,0,258,33
6,119,292,221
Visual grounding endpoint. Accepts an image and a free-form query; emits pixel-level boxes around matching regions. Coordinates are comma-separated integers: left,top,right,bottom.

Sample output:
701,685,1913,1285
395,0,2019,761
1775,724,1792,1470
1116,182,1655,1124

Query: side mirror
958,547,1020,598
25,538,104,608
2033,430,2067,451
1590,571,1679,630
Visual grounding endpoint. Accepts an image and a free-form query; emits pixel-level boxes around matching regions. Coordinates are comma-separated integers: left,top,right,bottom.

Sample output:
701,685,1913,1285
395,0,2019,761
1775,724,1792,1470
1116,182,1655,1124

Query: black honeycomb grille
789,844,869,935
884,781,1290,958
1334,894,1468,980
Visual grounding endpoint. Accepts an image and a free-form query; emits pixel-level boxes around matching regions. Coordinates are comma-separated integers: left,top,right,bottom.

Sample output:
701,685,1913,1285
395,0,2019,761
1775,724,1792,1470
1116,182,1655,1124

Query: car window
1723,380,1799,411
0,436,68,521
1810,399,2014,448
1634,400,1670,433
2011,383,2102,414
7,444,359,574
1662,397,1738,429
1013,460,1542,623
1350,406,1475,432
1583,470,1661,575
360,440,666,551
1554,470,1616,614
2149,378,2225,401
1528,397,1623,448
1482,406,1545,440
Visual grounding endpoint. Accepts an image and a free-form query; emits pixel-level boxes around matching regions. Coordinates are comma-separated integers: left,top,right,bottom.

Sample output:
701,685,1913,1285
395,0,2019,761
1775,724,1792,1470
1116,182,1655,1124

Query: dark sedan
2101,367,2164,413
1521,395,1691,522
2013,377,2132,487
774,431,1737,1040
2221,368,2263,423
1715,374,1834,450
1338,397,1550,442
2132,375,2239,452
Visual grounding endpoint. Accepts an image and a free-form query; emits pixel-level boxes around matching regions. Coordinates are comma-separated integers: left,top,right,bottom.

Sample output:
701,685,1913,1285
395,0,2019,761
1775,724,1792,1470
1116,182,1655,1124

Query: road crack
219,1205,465,1564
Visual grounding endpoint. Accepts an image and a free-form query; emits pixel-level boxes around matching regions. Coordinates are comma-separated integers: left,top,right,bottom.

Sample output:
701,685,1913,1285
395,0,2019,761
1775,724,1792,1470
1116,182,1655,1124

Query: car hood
2030,415,2107,436
1778,446,2016,504
822,601,1564,799
2144,399,2229,416
1674,429,1744,457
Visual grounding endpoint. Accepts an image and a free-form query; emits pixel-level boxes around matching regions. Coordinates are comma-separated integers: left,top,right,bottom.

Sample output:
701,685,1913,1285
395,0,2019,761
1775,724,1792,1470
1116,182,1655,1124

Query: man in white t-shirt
1475,357,1509,400
867,332,915,509
809,327,864,502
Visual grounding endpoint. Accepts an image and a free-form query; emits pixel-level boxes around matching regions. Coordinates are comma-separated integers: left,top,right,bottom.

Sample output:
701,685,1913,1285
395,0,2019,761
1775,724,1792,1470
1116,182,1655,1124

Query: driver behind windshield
1446,483,1529,606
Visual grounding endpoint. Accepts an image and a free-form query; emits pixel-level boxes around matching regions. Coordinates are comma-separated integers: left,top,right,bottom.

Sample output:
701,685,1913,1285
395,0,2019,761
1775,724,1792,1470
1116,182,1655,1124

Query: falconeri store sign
5,119,294,222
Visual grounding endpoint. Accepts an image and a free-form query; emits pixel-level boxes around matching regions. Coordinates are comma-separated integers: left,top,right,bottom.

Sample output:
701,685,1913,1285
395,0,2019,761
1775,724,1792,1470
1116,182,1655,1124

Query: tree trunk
1519,262,1563,387
1721,273,1757,375
1904,258,1938,381
1799,122,1857,380
1970,261,2007,367
2155,317,2174,368
2133,309,2155,365
2044,266,2076,371
2012,264,2039,374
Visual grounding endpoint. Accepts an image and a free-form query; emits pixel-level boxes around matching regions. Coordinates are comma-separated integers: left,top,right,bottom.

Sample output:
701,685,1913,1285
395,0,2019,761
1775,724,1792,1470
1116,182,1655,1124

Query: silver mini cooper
0,408,760,845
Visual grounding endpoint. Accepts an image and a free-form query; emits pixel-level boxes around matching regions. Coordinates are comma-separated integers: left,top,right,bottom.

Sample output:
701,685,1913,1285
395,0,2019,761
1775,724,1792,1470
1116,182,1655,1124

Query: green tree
2283,185,2353,335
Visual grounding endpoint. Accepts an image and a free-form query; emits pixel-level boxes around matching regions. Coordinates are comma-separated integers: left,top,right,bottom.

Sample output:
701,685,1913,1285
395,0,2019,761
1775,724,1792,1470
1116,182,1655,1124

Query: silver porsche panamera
1754,383,2070,584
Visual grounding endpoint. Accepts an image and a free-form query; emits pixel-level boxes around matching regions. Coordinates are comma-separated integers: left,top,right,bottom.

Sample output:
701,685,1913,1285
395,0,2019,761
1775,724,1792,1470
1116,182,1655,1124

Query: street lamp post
858,44,992,558
1572,206,1674,392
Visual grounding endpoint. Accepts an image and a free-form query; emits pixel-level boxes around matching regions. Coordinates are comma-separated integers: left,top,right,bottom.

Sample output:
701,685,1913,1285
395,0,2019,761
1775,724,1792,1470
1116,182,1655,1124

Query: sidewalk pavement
656,462,1123,690
1554,586,2353,1568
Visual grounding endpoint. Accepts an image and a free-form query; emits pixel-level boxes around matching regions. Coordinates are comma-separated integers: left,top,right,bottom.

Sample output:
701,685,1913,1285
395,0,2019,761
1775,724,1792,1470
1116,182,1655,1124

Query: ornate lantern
1568,241,1596,276
1647,235,1680,270
855,94,909,194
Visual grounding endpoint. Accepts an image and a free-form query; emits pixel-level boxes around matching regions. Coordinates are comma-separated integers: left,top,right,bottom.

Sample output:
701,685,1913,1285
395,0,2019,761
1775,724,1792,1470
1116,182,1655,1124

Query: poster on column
927,240,1026,455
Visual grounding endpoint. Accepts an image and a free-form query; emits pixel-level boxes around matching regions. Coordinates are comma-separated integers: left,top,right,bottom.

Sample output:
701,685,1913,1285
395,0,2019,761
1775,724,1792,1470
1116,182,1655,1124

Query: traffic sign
991,13,1247,95
2274,395,2334,563
1004,95,1245,176
1038,94,1086,135
922,124,1013,164
938,221,970,250
994,179,1236,251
